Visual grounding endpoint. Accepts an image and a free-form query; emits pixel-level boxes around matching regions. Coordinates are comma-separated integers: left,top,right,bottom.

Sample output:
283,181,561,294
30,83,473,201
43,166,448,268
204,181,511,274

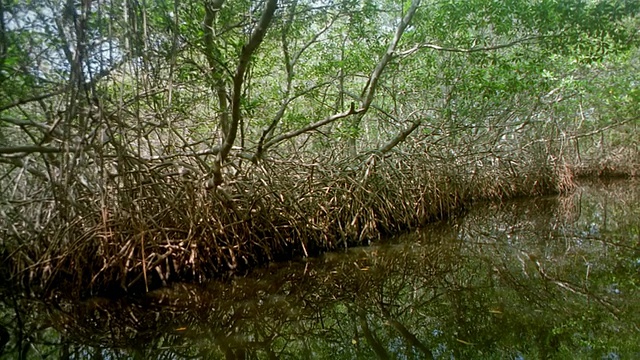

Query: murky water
1,180,639,359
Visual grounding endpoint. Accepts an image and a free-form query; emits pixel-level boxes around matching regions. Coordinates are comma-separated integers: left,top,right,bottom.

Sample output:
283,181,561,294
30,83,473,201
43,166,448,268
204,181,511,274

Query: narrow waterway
1,180,639,359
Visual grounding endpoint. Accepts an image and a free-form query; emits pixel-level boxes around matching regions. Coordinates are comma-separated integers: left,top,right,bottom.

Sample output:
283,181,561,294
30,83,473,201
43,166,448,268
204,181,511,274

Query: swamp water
1,181,639,359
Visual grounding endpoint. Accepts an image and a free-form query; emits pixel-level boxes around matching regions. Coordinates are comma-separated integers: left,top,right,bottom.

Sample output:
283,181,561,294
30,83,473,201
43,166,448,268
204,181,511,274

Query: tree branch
396,35,545,57
0,158,50,181
361,0,420,110
0,89,66,112
0,146,62,155
377,118,422,154
0,117,55,132
263,103,363,150
219,0,278,164
203,0,230,139
252,8,338,161
255,81,332,160
347,0,419,156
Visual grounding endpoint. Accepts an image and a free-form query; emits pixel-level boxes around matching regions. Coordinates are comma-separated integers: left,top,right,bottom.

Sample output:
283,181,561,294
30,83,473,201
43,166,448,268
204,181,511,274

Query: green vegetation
0,0,639,295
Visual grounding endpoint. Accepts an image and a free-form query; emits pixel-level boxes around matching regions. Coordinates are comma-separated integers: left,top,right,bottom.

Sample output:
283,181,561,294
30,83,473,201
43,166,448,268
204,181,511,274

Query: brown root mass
0,149,585,298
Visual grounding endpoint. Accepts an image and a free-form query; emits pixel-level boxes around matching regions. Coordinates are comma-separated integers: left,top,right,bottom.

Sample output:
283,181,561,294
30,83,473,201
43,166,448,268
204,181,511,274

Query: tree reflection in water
1,181,639,359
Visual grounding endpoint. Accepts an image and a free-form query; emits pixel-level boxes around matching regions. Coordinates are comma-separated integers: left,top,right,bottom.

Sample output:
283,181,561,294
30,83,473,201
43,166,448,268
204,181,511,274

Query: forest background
1,0,638,296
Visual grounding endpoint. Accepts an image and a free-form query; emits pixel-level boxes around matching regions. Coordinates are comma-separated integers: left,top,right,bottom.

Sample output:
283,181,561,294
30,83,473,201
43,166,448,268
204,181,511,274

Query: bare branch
0,117,53,132
0,89,66,112
396,35,545,57
361,0,421,110
0,146,62,155
290,15,338,67
343,90,399,123
263,103,364,150
252,8,339,161
0,158,50,181
377,119,422,154
255,81,332,160
219,0,278,164
203,0,231,140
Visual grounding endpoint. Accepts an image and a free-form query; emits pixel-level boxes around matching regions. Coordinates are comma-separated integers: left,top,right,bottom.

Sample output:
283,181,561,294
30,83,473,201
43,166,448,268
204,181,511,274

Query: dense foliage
0,0,638,294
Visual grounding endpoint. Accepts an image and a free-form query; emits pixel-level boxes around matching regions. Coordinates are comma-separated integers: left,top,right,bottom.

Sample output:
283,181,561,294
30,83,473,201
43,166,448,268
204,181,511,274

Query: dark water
1,181,639,359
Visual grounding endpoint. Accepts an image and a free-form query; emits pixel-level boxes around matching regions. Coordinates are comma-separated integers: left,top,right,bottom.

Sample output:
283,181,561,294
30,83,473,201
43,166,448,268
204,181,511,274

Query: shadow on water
1,180,639,359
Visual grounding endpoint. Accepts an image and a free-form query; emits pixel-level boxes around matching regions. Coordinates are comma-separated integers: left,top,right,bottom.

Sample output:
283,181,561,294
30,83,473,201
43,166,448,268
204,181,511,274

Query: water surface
1,180,639,359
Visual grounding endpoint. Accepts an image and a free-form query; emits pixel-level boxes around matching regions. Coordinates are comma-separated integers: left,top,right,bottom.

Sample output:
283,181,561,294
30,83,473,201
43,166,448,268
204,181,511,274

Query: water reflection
1,181,639,359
